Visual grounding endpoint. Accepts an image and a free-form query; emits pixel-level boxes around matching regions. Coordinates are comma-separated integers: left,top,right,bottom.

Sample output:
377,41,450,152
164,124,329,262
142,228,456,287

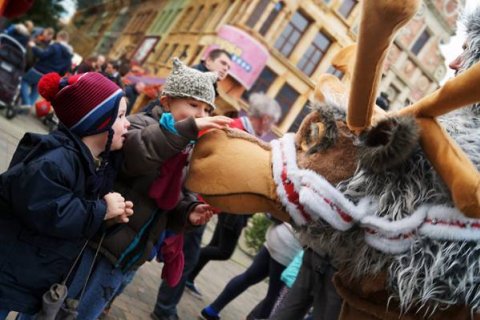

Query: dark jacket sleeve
121,113,198,176
10,160,106,239
32,44,55,59
166,190,201,233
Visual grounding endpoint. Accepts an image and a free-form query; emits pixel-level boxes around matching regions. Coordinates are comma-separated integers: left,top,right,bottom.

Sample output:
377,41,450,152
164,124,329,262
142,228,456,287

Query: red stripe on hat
97,116,113,131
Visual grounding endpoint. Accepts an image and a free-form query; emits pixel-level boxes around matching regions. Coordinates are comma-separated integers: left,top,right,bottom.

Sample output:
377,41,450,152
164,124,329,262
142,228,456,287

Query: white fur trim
271,137,307,225
420,206,480,241
364,231,414,254
270,134,480,253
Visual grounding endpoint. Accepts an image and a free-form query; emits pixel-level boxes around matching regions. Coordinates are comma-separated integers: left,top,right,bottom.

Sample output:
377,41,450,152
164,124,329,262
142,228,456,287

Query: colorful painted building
69,0,464,135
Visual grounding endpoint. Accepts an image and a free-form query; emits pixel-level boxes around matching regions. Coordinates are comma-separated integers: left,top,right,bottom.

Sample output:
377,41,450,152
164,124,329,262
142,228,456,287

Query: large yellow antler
396,62,480,218
347,0,421,132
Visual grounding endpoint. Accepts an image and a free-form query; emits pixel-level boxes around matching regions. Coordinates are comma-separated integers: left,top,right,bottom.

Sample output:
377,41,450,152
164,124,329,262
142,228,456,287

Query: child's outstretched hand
189,203,215,225
104,192,133,223
195,116,232,131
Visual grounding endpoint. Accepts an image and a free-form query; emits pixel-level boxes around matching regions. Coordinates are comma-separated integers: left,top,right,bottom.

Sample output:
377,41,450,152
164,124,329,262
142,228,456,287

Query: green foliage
13,0,69,29
244,213,272,254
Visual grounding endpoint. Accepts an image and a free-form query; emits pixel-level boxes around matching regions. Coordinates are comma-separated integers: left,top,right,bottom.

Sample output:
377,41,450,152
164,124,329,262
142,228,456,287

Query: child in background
0,72,132,319
65,58,232,320
269,250,305,317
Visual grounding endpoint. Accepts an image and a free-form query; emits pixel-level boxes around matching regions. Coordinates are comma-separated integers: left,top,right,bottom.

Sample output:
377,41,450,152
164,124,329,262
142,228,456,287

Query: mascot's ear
295,111,327,152
358,116,419,173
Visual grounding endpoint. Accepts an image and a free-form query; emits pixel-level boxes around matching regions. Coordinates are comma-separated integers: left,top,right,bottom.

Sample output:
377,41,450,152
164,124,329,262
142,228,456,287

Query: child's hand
195,116,232,131
188,203,215,225
104,192,131,223
114,200,134,224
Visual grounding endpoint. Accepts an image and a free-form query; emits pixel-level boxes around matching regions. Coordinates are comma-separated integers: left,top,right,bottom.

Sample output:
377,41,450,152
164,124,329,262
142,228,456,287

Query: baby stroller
0,33,26,119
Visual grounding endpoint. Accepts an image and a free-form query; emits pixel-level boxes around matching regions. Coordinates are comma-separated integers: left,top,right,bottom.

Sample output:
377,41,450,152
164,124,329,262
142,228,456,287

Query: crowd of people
0,4,479,320
1,20,146,117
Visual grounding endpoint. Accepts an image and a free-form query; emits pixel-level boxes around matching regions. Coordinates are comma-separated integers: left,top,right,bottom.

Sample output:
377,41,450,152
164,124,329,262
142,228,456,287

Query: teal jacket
281,250,304,288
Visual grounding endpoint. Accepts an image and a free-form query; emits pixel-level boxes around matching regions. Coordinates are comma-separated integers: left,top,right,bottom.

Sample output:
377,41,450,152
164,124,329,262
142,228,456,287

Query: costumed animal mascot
186,1,480,319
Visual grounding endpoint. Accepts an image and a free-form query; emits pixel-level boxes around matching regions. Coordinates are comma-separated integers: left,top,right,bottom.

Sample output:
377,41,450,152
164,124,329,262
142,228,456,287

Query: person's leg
66,248,126,320
101,268,138,317
249,256,286,319
208,246,271,313
188,221,241,283
27,70,42,107
20,69,34,106
269,249,315,320
0,310,8,320
268,285,289,318
312,263,342,320
153,225,206,317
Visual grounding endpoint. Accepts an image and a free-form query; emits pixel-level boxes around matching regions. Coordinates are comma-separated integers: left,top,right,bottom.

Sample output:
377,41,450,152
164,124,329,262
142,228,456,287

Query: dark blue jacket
0,126,118,314
32,42,72,75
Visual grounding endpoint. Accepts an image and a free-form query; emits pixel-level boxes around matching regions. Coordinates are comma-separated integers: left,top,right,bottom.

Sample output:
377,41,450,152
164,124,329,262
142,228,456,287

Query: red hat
38,72,123,137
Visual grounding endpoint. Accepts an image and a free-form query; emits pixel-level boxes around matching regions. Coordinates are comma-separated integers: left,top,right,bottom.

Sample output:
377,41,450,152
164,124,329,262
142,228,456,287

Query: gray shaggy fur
358,116,420,173
299,8,480,316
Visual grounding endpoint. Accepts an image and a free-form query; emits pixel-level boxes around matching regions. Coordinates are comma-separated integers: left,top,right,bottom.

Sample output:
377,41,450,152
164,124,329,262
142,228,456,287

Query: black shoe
200,308,220,320
150,312,179,320
185,281,203,298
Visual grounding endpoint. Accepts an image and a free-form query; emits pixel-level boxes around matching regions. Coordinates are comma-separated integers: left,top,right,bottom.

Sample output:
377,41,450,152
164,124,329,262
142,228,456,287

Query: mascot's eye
301,121,326,152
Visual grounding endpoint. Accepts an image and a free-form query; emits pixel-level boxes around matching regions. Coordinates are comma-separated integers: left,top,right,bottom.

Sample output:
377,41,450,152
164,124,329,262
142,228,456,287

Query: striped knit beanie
38,72,123,137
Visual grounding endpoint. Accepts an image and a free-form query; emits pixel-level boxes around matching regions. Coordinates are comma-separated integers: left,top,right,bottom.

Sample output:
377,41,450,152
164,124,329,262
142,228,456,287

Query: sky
440,0,479,82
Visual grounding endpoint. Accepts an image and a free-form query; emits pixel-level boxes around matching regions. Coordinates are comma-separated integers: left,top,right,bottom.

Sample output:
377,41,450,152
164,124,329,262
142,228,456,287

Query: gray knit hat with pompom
162,57,217,110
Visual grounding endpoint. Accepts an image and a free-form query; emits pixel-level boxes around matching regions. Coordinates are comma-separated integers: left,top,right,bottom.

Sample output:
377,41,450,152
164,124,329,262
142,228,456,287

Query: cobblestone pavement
1,110,267,320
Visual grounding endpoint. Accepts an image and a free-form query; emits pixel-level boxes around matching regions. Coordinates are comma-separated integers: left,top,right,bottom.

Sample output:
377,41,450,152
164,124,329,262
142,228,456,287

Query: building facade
69,0,463,135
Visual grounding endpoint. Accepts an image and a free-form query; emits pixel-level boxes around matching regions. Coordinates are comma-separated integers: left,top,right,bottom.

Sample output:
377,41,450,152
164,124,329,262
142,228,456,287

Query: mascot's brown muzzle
185,129,290,221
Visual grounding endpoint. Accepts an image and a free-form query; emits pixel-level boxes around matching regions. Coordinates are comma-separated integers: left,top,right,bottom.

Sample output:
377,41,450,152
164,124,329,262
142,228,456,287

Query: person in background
102,60,123,88
26,27,54,70
200,222,302,320
124,81,145,114
185,92,281,299
268,250,305,318
4,19,33,48
95,54,106,72
20,30,72,110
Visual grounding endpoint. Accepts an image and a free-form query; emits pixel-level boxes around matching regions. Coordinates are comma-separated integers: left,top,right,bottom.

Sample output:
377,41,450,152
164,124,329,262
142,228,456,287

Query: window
338,0,357,18
297,31,331,76
288,102,311,132
411,29,430,55
274,11,310,57
186,5,204,31
163,44,178,63
179,7,193,30
151,11,167,33
326,65,344,79
180,45,190,59
191,45,204,65
110,11,130,33
242,67,277,100
202,4,218,30
259,2,284,36
275,83,300,122
154,43,167,61
246,0,270,28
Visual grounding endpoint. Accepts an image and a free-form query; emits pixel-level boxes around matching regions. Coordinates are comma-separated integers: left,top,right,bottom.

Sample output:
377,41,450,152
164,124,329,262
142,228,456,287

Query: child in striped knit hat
0,72,133,318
